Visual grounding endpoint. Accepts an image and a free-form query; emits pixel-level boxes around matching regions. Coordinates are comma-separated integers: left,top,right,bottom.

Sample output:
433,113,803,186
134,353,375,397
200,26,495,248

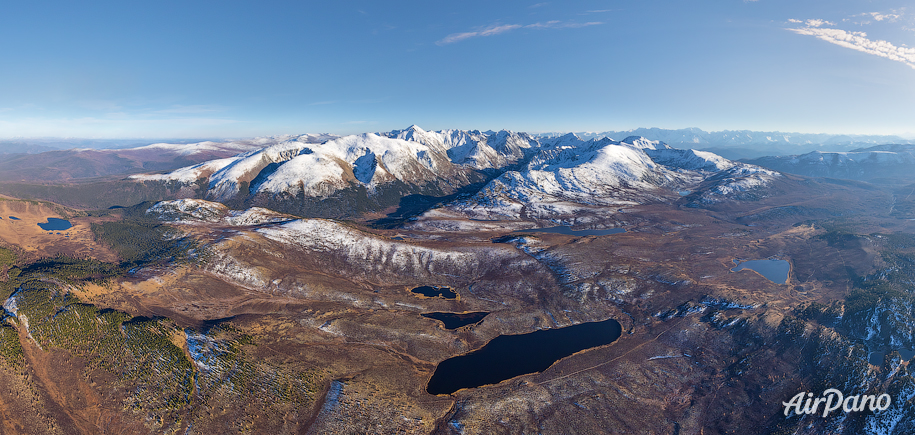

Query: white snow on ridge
130,156,241,183
147,198,228,222
131,126,778,215
257,219,483,277
645,148,735,172
254,151,348,197
130,141,256,156
132,126,539,200
451,134,777,218
789,150,915,165
146,199,295,226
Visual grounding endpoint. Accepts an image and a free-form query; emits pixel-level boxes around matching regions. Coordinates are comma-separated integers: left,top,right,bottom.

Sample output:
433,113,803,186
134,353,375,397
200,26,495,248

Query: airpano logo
783,389,891,417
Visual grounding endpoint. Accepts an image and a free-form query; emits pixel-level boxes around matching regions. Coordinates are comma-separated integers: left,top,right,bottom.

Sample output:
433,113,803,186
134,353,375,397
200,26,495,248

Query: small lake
731,259,790,284
512,226,626,236
426,318,621,395
422,312,489,329
37,218,72,231
411,286,457,299
869,349,915,366
8,216,20,221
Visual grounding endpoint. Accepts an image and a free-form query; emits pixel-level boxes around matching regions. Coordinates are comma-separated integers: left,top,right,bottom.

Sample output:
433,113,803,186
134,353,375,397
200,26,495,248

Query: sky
1,0,914,139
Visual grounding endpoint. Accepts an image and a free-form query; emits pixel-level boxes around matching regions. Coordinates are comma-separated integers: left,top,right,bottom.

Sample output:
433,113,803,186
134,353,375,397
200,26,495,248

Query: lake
8,216,20,220
731,259,790,284
411,286,457,299
422,312,489,329
38,218,72,231
512,226,626,236
869,349,915,366
426,318,622,395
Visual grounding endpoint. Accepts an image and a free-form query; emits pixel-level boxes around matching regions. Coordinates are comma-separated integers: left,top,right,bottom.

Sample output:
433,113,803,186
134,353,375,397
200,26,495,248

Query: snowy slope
146,199,296,225
451,135,777,219
132,126,539,203
132,127,777,220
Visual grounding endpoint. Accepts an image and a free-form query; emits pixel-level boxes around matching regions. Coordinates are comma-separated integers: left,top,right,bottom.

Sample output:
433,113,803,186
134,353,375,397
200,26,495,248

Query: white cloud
867,11,903,22
437,24,522,45
526,21,602,29
529,2,549,8
788,23,915,70
848,9,906,25
810,19,835,27
437,20,602,45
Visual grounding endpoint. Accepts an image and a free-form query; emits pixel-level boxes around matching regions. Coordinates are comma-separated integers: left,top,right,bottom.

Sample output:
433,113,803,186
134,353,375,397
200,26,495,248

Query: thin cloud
845,10,906,25
529,2,549,8
788,22,915,70
437,20,602,45
870,12,902,22
437,24,522,45
526,20,602,29
788,18,834,27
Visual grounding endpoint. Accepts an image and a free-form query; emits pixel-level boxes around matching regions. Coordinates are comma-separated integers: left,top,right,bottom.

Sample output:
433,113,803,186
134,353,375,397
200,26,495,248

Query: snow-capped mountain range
743,144,915,181
451,134,776,220
131,126,780,219
536,128,915,160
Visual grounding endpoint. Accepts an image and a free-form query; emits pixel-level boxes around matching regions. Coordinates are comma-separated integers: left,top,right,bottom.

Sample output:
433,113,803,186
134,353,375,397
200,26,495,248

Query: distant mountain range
0,136,328,182
4,125,912,214
744,144,915,182
536,128,915,160
0,138,225,154
6,128,911,160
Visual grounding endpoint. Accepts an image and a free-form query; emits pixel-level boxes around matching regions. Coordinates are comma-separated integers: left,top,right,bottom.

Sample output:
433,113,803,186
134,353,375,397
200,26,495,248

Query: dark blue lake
8,216,20,220
37,218,72,231
422,312,489,329
731,259,790,284
411,286,457,299
869,349,915,366
427,318,622,395
513,226,626,236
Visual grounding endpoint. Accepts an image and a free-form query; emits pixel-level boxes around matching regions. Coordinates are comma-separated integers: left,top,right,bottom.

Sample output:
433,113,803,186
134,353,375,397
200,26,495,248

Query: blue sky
1,0,914,138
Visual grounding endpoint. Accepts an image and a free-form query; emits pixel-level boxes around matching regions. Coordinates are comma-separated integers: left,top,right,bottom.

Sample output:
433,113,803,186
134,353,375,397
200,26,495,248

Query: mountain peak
621,136,669,150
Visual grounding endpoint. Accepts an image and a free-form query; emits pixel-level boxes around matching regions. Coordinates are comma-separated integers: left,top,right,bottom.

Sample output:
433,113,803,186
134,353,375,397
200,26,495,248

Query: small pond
8,216,20,220
38,218,72,231
411,286,457,299
869,349,915,366
426,318,622,395
512,226,626,237
731,259,790,284
422,312,489,329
